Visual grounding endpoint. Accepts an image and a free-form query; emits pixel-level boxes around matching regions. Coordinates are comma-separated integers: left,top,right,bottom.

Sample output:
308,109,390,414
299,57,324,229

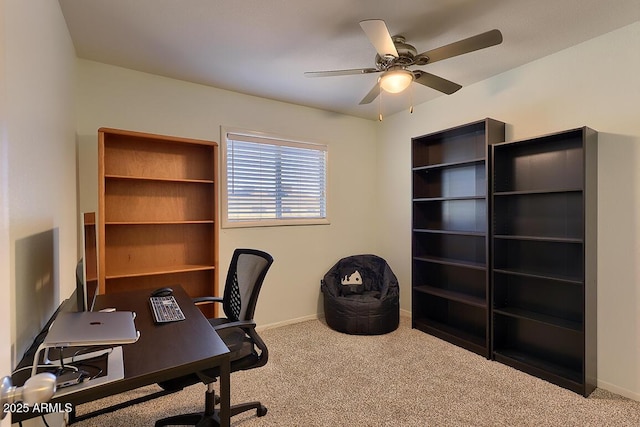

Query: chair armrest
193,296,224,305
214,320,268,368
213,320,256,332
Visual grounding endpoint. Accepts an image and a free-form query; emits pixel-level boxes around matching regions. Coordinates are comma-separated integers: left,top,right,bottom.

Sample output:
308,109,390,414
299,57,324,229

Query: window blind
225,132,327,224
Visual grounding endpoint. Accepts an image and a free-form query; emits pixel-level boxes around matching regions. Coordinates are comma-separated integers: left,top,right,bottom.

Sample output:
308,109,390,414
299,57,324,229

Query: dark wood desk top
93,286,229,392
12,286,230,420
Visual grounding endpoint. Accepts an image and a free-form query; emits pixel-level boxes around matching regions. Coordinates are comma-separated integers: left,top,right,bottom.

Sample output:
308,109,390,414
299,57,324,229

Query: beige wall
1,1,77,426
75,60,380,327
377,22,640,400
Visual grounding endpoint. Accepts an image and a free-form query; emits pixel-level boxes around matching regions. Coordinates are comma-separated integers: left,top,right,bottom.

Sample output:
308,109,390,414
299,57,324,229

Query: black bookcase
490,127,597,396
411,118,505,358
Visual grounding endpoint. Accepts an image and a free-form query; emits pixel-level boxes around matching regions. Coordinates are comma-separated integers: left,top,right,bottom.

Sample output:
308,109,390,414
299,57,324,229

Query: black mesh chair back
223,249,273,323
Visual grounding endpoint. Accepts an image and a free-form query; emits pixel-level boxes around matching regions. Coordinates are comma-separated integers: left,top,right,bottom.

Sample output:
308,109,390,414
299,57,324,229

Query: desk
12,286,230,427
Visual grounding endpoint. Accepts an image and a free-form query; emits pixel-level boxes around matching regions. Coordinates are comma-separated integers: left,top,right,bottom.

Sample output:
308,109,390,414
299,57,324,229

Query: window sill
221,218,330,229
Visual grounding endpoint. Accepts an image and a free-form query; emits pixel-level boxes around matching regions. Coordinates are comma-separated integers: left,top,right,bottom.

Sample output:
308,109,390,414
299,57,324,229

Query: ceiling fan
305,20,503,105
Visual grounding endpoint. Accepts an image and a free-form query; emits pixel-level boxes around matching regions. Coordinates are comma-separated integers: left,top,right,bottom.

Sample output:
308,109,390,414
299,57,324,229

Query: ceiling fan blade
419,29,503,64
359,83,380,105
304,68,379,78
414,71,462,95
359,19,399,58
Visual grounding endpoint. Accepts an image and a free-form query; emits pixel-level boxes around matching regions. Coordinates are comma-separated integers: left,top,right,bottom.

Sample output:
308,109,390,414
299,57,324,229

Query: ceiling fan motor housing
375,35,429,70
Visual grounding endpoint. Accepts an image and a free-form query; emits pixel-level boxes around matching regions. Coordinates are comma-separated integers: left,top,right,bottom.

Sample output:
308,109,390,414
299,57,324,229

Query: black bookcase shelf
493,188,582,196
412,118,505,358
414,229,486,237
414,195,486,201
414,285,486,307
493,268,583,285
493,349,583,387
494,235,583,244
412,157,485,171
491,127,597,396
414,318,487,355
414,255,486,270
493,315,585,387
493,307,582,332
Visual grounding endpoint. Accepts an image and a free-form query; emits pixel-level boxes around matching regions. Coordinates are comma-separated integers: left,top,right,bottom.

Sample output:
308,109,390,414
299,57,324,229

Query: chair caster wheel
257,405,268,417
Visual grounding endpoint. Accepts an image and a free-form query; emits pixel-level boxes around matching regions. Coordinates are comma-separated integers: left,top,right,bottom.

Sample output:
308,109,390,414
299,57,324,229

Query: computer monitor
76,212,99,312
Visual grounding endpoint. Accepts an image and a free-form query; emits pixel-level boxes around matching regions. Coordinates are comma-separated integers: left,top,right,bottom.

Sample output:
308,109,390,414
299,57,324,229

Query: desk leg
218,355,230,427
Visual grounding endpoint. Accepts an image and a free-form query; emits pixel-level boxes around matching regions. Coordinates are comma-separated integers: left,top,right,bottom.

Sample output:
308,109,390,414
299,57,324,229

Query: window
221,128,329,228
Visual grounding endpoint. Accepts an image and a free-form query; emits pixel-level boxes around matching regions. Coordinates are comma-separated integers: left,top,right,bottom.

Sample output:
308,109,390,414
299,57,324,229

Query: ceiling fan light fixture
379,69,413,93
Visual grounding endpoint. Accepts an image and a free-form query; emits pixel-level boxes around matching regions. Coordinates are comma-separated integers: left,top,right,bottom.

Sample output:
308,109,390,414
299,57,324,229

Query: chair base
155,412,219,427
154,403,267,427
154,383,267,427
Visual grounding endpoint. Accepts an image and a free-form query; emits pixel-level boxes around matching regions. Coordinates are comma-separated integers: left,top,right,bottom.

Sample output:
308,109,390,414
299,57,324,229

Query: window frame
220,126,330,228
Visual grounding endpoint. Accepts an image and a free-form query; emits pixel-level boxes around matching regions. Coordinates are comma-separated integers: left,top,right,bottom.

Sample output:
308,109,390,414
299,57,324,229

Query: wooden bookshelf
98,128,218,315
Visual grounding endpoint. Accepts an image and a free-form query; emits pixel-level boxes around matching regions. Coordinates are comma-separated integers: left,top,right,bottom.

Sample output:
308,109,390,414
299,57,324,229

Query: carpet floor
73,317,640,426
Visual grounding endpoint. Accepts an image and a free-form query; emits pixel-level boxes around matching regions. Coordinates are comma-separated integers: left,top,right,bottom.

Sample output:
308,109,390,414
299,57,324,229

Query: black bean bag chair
320,254,399,335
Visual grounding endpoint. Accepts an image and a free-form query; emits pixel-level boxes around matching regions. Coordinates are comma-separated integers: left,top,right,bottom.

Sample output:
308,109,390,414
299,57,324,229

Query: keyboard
149,296,185,323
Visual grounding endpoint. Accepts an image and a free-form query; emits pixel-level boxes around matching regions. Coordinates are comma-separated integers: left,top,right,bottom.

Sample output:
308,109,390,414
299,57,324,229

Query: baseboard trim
258,309,411,332
597,379,640,402
257,314,320,332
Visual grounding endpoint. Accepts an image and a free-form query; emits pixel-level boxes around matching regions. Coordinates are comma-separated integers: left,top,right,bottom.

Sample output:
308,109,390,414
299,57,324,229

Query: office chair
156,248,274,427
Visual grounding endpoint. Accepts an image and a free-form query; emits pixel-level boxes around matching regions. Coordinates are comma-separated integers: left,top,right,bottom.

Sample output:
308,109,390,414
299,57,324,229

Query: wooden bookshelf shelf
104,174,215,184
105,263,216,280
106,220,215,225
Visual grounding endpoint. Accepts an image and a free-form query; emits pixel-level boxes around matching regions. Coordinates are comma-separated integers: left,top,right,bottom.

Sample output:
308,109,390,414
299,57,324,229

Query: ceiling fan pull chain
378,86,383,121
409,84,414,114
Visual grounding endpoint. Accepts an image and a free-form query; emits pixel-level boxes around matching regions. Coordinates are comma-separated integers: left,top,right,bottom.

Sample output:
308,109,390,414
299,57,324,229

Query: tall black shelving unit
411,118,505,358
490,127,597,396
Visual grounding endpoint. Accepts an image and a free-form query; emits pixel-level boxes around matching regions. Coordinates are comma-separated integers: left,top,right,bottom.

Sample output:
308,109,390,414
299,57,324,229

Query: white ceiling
58,0,640,120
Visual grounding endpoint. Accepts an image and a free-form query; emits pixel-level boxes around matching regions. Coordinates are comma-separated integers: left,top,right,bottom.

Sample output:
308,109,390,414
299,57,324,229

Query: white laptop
43,311,139,348
30,311,139,383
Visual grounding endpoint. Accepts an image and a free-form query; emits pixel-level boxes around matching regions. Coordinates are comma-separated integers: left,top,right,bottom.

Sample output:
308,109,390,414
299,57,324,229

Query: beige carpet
74,317,640,426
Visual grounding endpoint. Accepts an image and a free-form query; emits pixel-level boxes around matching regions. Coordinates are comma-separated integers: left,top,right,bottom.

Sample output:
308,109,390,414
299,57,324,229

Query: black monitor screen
76,212,99,311
75,258,98,312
